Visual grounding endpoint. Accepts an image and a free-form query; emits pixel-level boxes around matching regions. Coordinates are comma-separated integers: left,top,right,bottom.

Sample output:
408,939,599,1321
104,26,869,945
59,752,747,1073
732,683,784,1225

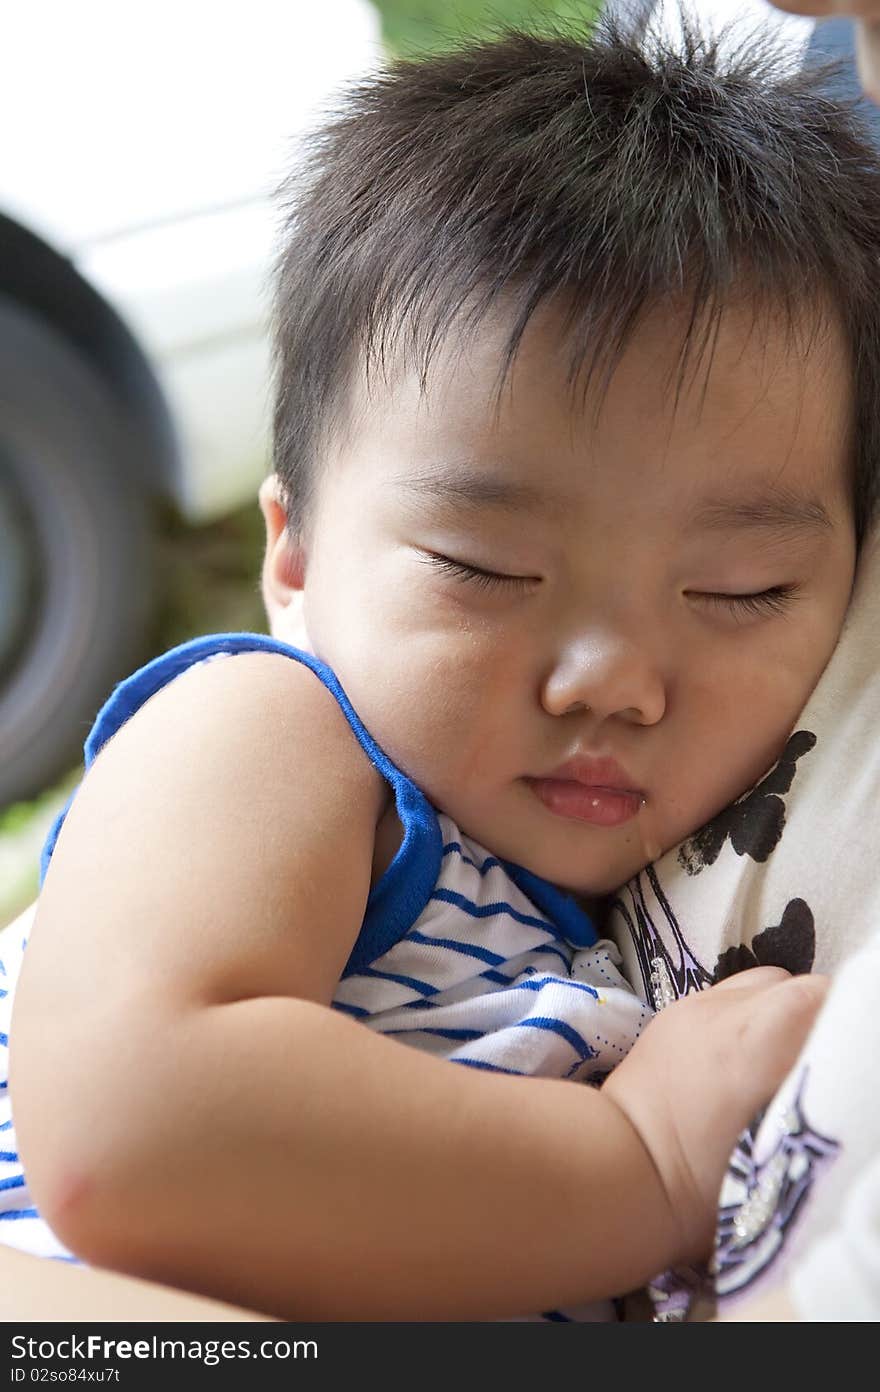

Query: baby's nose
540,634,667,726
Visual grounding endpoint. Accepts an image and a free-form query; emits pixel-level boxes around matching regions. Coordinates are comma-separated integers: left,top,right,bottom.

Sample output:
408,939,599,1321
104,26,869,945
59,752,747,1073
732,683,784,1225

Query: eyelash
421,553,536,591
693,585,800,619
422,553,800,617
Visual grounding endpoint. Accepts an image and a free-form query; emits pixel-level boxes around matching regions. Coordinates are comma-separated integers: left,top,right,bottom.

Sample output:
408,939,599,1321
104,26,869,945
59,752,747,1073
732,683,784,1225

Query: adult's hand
768,1,880,100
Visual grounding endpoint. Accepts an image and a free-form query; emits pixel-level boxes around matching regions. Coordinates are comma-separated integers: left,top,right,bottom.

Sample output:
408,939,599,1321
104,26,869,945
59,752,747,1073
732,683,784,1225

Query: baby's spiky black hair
273,13,880,547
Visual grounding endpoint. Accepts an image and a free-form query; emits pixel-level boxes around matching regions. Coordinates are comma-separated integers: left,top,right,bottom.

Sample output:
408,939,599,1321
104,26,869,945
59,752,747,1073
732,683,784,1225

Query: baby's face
264,298,856,895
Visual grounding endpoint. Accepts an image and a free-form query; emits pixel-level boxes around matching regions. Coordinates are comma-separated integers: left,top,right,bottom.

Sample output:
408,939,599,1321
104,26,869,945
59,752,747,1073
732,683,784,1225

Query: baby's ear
258,474,307,616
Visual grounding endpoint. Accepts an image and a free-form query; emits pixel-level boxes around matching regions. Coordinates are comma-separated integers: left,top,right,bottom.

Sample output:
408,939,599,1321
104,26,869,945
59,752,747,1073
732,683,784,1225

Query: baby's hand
601,967,828,1263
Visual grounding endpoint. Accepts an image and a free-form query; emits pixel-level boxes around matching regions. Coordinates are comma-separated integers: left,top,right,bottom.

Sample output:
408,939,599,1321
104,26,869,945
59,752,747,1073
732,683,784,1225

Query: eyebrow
395,469,563,516
683,488,836,539
396,468,836,537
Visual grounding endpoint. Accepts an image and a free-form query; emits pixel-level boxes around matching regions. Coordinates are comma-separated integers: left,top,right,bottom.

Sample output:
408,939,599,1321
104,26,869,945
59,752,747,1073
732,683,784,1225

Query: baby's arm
9,654,824,1320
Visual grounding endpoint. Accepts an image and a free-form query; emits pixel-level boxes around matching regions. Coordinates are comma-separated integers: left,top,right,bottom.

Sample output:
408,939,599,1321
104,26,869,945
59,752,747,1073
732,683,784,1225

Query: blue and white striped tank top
0,633,650,1304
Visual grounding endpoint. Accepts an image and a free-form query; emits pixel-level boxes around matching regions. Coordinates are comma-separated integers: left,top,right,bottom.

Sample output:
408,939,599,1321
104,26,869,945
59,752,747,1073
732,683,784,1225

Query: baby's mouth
523,776,645,828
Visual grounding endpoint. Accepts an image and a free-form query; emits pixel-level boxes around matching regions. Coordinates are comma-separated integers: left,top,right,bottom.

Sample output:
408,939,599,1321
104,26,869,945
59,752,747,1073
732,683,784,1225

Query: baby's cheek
394,642,523,790
655,660,793,834
713,633,820,728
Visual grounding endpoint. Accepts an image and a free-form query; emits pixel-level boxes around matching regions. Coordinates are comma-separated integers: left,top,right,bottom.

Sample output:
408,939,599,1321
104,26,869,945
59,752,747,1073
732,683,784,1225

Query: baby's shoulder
109,645,383,800
41,645,391,911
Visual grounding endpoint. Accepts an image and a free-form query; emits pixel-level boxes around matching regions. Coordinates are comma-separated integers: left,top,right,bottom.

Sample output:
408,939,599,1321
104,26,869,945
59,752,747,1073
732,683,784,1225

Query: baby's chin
451,807,672,902
561,836,676,901
520,852,661,905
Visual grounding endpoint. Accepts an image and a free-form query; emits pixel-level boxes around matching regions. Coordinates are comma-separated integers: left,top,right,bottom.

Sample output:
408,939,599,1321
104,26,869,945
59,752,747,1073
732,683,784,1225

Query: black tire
0,296,156,807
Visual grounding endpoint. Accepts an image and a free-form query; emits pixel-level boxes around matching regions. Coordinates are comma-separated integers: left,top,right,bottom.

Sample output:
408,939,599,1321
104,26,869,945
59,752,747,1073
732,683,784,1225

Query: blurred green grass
374,0,598,54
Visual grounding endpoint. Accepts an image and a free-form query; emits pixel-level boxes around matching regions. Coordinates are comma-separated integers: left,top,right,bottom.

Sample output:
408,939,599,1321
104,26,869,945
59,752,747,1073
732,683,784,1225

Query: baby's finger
733,972,829,1080
711,965,792,994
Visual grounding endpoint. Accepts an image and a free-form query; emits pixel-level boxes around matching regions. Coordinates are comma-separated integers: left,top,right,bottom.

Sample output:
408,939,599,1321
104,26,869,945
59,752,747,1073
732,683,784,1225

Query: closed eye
691,585,801,619
419,552,538,590
421,553,799,617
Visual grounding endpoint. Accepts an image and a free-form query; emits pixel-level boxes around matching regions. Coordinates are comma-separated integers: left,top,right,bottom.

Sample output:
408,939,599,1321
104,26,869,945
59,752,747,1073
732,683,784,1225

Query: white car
0,0,382,808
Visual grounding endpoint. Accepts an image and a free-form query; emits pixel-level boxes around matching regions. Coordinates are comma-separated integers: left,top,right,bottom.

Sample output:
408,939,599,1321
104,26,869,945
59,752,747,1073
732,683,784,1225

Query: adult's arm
768,0,880,99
